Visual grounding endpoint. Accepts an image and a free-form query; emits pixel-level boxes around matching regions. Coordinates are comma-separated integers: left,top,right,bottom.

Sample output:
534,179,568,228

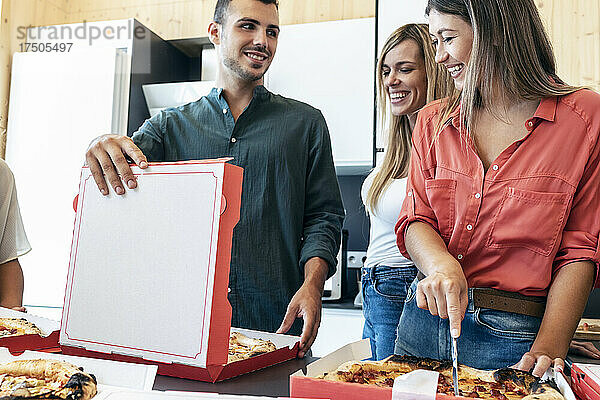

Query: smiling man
84,0,344,357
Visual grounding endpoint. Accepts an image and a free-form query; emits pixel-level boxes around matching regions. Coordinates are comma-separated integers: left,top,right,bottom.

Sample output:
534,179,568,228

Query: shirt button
231,137,237,143
492,164,499,171
407,191,413,197
466,224,473,231
222,108,228,114
457,254,464,260
475,193,481,199
527,121,534,128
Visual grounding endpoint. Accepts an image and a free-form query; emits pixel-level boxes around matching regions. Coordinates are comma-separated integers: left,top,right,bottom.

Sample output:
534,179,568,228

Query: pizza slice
0,318,44,338
228,331,277,363
578,321,600,332
0,358,97,399
574,319,600,340
319,355,564,399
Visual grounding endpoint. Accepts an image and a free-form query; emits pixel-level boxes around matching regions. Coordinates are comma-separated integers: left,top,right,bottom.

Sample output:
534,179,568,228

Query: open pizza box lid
0,307,60,352
290,339,576,400
59,159,299,382
571,363,600,400
0,347,157,394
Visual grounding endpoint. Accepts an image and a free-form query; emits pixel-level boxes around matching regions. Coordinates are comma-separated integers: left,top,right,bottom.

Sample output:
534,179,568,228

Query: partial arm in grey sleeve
299,112,345,278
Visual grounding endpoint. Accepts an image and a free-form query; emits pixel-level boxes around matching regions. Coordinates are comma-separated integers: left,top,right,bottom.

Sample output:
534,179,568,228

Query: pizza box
571,363,600,400
0,306,60,352
0,347,157,395
59,159,300,382
95,391,324,400
290,339,576,400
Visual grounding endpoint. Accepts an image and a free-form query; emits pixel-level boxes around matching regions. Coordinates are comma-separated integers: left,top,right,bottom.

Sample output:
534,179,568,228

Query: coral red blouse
395,90,600,296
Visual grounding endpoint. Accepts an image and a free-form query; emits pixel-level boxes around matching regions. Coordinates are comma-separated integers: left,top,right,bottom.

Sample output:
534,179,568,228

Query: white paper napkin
392,369,440,400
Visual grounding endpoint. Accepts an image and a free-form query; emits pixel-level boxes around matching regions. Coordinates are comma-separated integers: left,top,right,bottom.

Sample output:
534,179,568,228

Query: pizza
319,355,564,399
228,331,277,363
574,319,600,340
0,358,97,399
0,318,43,338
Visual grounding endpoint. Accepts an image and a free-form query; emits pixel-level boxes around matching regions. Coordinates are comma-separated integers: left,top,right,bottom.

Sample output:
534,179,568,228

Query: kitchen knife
452,337,459,396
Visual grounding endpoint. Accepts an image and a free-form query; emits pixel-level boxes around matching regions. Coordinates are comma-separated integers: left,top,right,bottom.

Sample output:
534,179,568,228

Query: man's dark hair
214,0,279,24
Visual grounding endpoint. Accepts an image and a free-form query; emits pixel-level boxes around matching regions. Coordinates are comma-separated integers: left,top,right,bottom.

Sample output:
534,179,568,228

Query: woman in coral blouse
394,0,600,375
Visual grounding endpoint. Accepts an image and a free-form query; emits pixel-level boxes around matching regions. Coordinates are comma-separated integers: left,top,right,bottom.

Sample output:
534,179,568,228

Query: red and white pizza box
290,339,576,400
571,363,600,400
95,391,324,400
0,347,157,395
0,306,60,352
59,159,300,382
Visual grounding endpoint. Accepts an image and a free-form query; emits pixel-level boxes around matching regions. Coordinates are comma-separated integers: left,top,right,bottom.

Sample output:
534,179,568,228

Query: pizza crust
0,359,97,399
522,380,565,400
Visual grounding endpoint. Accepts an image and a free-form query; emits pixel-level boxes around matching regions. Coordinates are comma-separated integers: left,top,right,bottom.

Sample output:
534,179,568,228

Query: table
151,343,600,398
153,356,318,397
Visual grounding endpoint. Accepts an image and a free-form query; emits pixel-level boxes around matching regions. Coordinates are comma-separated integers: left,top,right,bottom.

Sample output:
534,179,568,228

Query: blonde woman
395,0,600,375
361,23,451,360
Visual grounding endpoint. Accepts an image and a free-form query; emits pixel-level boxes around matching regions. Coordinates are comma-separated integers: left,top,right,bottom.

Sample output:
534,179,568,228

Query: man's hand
277,257,328,358
277,281,322,357
85,134,148,195
569,340,600,359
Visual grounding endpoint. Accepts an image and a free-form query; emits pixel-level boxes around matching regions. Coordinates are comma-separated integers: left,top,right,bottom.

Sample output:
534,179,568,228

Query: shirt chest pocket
486,187,571,256
424,178,457,240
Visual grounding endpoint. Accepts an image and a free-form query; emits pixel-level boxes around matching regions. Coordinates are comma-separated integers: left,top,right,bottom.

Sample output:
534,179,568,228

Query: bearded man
84,0,344,357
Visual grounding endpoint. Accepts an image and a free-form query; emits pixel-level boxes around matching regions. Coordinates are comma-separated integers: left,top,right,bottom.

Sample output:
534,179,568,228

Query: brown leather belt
415,273,546,318
471,287,546,318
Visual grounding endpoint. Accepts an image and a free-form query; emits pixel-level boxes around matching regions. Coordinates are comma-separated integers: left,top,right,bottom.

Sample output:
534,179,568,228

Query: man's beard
223,55,266,82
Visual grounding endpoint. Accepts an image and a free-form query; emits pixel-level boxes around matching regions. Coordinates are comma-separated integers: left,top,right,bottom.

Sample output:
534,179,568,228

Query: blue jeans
362,265,418,360
395,278,542,370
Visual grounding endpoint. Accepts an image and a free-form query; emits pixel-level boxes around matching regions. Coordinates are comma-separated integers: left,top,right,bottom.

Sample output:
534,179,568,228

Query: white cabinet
312,307,365,357
265,18,376,175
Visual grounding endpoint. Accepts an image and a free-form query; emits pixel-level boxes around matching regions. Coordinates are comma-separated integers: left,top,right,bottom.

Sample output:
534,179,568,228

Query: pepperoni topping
490,389,508,400
383,378,394,387
0,327,17,335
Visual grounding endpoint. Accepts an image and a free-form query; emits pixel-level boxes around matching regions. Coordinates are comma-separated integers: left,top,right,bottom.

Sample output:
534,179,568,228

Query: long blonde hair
366,23,452,213
426,0,580,137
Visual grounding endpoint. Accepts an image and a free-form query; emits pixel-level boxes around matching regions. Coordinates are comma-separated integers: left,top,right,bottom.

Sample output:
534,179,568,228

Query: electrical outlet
347,251,367,269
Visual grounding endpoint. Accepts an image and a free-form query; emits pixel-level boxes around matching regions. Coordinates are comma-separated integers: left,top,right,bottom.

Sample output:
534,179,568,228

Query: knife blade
452,337,459,396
